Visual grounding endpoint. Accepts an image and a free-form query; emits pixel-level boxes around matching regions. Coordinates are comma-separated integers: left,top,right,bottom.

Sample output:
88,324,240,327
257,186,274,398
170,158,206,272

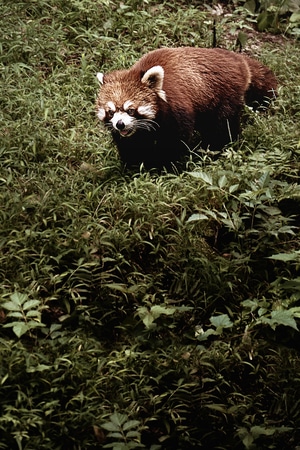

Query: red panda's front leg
196,109,242,151
113,121,190,170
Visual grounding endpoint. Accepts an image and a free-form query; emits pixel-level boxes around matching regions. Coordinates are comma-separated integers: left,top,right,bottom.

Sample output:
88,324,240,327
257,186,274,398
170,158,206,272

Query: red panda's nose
116,120,125,130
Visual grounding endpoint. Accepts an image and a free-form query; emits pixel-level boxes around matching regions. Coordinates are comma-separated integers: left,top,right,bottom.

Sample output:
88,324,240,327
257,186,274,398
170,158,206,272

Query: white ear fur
96,72,104,84
141,66,167,102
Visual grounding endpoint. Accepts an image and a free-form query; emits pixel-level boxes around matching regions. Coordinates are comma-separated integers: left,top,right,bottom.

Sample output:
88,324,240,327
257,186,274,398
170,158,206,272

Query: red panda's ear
96,72,104,84
141,66,166,101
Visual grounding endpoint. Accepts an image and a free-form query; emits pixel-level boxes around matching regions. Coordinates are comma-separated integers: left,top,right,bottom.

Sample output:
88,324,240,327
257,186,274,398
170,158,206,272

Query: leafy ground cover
1,1,300,449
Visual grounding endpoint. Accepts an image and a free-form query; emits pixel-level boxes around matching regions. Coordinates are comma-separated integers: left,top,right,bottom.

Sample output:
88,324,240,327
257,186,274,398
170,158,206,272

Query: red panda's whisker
104,122,114,131
136,119,159,132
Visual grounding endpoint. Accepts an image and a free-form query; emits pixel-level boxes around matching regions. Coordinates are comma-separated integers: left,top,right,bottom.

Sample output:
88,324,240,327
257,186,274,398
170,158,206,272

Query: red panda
96,47,277,169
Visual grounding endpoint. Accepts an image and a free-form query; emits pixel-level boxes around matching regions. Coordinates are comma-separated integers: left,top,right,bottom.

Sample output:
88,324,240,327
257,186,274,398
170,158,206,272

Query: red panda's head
96,66,166,137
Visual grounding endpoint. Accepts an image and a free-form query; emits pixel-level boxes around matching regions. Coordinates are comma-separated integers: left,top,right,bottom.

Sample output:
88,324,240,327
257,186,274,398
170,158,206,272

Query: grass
1,1,300,449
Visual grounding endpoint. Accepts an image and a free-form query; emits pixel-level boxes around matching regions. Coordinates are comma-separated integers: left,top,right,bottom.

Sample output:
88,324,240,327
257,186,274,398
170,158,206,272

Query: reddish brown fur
96,47,277,169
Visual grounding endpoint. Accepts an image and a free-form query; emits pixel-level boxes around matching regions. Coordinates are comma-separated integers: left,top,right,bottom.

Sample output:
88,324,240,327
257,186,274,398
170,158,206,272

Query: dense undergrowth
1,1,300,449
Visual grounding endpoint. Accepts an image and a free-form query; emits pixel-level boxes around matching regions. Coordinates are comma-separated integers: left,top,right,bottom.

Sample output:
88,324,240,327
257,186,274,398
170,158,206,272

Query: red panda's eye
127,108,135,117
107,109,114,119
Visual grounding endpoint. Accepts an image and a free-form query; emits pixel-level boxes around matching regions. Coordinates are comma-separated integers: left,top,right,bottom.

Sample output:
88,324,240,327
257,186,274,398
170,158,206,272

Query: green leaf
10,292,28,306
23,299,41,310
290,307,300,318
187,213,208,223
250,425,275,438
268,251,300,262
26,364,52,373
242,431,254,449
137,305,176,329
12,322,29,338
260,310,298,331
123,420,140,431
137,308,155,329
25,310,41,318
188,171,213,185
150,305,175,319
229,183,239,193
196,328,217,341
218,174,227,189
261,206,281,216
110,412,128,427
290,12,300,23
101,422,120,432
2,301,21,311
271,310,298,331
105,283,128,292
103,444,125,449
27,320,45,328
210,314,233,330
106,432,123,439
206,403,228,413
6,312,23,319
125,430,140,438
221,213,242,231
257,171,270,188
241,299,258,311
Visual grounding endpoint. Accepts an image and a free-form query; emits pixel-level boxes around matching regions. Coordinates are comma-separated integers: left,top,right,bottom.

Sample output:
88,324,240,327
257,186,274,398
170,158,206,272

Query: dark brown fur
96,47,277,169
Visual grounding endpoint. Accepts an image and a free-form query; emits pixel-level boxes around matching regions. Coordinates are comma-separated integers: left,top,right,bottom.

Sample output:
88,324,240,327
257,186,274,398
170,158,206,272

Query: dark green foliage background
1,1,300,449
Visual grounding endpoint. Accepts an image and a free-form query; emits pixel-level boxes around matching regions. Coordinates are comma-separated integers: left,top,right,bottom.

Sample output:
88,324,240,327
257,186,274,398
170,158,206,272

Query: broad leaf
188,171,213,185
10,292,28,306
23,299,41,310
268,252,300,262
2,301,21,312
218,174,227,189
13,322,28,338
101,422,120,432
110,412,128,427
210,314,233,330
271,310,298,331
123,420,140,431
150,305,175,319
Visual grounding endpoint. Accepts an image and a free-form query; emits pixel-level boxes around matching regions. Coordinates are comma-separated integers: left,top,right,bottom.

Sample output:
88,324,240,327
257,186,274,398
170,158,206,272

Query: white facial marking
123,100,134,110
137,105,156,118
111,111,134,129
107,101,116,112
97,108,106,121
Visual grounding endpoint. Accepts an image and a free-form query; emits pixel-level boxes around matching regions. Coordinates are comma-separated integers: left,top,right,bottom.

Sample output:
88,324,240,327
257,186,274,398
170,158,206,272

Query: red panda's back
133,47,251,114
